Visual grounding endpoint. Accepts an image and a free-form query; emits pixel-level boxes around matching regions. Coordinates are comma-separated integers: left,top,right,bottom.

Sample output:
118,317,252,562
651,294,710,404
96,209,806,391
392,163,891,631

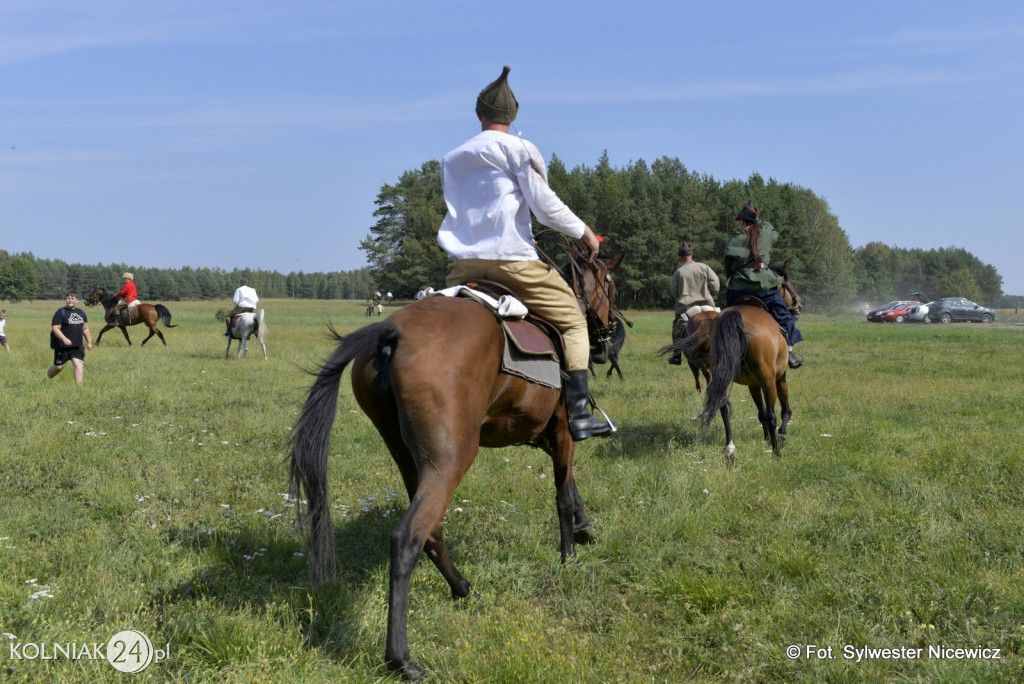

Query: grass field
1,298,1022,682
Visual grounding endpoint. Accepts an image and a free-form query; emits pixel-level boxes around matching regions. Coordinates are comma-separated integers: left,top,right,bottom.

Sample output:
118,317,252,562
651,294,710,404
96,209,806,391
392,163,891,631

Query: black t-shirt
51,307,88,349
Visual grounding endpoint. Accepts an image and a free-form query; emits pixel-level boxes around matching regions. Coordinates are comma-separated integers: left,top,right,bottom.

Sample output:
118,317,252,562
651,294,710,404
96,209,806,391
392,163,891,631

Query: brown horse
667,266,802,459
680,309,719,393
84,285,177,346
290,244,623,680
675,265,803,395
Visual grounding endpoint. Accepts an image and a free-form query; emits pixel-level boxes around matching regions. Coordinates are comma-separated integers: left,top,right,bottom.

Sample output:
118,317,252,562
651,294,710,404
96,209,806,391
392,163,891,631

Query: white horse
226,309,267,359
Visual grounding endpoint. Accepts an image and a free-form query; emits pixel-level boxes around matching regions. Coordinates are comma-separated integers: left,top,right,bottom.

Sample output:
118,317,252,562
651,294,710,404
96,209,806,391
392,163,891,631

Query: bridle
535,230,619,362
780,279,803,317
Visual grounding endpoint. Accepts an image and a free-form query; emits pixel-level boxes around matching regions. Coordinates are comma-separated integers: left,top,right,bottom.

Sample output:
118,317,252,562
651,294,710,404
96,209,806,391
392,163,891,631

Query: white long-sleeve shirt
233,285,259,308
438,130,586,261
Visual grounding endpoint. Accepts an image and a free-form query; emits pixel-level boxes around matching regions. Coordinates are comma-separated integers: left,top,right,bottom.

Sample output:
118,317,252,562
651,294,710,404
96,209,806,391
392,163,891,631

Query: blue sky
3,0,1023,296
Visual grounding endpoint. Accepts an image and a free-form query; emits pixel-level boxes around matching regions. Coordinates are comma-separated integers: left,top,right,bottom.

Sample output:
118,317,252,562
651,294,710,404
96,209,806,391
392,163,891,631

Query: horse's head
574,251,625,364
774,264,803,317
83,284,107,307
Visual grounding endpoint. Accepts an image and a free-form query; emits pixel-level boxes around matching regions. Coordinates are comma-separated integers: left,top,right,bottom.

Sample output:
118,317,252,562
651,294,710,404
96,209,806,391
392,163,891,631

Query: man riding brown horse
437,65,614,441
723,202,805,368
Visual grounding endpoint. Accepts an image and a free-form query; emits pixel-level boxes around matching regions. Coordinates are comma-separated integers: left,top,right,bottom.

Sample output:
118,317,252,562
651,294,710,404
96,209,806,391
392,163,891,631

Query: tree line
3,153,1010,310
361,152,1007,312
0,251,375,303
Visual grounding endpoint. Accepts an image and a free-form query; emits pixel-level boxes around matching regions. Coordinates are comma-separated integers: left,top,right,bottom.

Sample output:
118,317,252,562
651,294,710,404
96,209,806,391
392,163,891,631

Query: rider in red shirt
113,272,139,325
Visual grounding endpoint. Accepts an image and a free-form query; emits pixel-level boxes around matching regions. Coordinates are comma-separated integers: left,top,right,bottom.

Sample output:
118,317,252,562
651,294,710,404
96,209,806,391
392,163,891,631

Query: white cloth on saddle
678,304,720,322
416,285,529,318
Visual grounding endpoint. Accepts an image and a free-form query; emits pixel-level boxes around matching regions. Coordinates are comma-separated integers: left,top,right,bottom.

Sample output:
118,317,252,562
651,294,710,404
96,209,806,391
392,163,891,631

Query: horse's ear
604,251,625,272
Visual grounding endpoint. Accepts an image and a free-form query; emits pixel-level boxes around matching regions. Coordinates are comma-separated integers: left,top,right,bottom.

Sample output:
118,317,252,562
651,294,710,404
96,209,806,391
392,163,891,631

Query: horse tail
290,321,398,584
154,304,177,327
700,310,747,428
256,308,267,344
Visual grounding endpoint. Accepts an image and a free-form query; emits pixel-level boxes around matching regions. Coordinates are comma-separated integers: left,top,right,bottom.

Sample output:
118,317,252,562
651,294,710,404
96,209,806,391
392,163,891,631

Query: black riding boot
788,348,804,369
225,318,232,337
566,370,615,441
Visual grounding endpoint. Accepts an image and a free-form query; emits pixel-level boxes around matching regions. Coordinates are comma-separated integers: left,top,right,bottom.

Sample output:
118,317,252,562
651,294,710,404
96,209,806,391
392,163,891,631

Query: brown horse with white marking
290,241,623,680
667,265,802,459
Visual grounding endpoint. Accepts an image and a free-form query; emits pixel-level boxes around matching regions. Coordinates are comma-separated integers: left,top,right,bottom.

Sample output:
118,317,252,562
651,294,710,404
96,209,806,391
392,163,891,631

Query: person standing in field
0,309,9,355
47,292,93,384
437,65,613,441
667,241,720,365
225,277,259,336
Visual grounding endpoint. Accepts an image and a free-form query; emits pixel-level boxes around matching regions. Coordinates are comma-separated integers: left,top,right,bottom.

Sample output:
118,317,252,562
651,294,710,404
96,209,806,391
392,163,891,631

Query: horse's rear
681,310,718,392
700,306,791,457
290,295,587,679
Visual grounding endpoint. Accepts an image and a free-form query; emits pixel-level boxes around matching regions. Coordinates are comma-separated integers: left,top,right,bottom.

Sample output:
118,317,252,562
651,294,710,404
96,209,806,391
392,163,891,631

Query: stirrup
591,402,617,433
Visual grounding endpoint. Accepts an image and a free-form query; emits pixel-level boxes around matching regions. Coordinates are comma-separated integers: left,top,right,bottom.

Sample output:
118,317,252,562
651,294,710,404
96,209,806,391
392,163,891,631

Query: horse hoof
387,659,427,681
573,524,596,545
450,579,473,599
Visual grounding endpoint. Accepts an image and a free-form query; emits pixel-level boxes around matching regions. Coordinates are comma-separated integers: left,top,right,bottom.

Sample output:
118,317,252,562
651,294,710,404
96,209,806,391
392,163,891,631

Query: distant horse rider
667,241,720,365
437,65,614,441
113,272,140,326
225,278,259,336
723,202,804,368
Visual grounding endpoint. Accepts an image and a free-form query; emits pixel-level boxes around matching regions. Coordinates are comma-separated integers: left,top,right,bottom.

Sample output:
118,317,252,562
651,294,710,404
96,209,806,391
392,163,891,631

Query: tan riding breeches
115,299,140,315
446,258,590,371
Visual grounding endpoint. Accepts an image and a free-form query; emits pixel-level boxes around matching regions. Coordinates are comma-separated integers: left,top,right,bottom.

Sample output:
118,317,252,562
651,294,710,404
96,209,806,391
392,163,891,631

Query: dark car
926,298,996,323
867,301,920,323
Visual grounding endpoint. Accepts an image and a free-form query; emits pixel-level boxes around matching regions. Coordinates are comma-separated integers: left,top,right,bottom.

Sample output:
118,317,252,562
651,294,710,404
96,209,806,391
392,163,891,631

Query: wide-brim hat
476,66,519,124
121,272,134,281
736,202,759,223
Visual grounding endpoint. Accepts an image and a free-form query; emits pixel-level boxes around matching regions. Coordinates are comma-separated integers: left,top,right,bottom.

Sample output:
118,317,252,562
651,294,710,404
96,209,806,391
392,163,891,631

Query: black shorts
53,347,85,366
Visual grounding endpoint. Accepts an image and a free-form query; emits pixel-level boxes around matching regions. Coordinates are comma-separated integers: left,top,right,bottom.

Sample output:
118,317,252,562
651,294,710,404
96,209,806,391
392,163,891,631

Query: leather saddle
458,280,565,388
730,295,787,340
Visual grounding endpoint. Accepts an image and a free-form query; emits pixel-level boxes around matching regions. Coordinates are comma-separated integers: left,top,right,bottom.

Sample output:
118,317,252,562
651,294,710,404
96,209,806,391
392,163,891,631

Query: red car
867,300,921,323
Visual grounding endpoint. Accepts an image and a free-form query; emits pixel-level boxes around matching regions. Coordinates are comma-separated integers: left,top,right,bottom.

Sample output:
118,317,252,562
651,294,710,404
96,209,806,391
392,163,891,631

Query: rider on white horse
225,277,259,336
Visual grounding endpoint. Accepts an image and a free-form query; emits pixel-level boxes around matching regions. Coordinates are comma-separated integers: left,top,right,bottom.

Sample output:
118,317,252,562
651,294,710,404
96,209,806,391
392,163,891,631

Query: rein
535,230,617,351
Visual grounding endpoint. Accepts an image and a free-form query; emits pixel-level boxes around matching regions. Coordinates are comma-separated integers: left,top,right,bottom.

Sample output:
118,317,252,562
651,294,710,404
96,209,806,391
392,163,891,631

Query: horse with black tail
290,239,623,680
665,265,801,461
84,285,176,346
699,306,791,460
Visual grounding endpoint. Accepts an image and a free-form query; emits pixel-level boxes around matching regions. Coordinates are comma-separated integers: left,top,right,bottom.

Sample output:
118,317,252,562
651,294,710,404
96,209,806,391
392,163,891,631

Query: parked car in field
907,303,930,322
867,301,921,323
925,298,996,323
866,301,900,322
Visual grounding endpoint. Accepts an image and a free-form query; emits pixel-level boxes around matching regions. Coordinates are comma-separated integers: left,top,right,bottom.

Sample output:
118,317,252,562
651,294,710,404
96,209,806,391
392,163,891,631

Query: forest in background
362,153,1010,313
0,254,374,304
2,152,1017,310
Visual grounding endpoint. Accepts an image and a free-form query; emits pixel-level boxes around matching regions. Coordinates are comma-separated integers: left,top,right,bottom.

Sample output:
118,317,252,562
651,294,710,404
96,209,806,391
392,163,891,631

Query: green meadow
0,298,1021,682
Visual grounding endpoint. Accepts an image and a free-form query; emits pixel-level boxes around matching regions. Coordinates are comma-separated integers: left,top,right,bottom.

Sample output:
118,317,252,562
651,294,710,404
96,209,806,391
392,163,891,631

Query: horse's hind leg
777,375,792,449
386,462,473,680
755,381,780,455
720,399,736,464
140,323,160,346
748,385,771,442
